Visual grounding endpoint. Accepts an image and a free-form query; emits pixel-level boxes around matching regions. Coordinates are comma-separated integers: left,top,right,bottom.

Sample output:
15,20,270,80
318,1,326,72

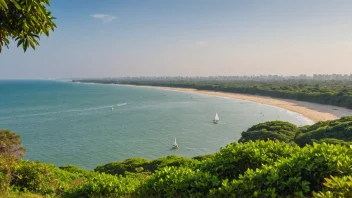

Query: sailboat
213,113,220,124
172,138,179,149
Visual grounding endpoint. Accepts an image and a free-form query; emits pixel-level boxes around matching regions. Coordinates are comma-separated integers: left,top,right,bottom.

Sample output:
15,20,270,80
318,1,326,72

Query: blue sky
1,0,352,79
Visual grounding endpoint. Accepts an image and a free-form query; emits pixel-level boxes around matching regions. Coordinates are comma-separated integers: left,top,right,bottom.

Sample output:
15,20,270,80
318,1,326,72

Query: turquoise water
0,80,313,169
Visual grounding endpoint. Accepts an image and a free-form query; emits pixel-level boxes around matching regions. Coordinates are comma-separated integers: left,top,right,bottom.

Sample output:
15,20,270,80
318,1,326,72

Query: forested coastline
73,75,352,109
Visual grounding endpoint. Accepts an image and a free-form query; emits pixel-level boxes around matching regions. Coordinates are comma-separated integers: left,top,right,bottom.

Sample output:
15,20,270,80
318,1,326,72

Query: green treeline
2,116,352,197
74,78,352,109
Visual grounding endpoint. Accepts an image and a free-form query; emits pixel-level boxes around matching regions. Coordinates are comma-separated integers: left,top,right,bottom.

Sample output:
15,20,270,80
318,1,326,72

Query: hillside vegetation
2,116,352,197
239,116,352,147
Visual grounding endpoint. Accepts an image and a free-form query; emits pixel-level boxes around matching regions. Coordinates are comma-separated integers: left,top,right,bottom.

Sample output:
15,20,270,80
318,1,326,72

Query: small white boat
213,113,220,124
111,107,114,110
172,138,179,149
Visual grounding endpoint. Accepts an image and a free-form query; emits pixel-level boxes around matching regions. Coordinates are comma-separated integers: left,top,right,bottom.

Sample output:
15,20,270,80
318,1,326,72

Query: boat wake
0,103,128,120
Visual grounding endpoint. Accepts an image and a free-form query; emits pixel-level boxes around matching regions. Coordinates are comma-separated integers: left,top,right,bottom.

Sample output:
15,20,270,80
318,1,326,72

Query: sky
1,0,352,79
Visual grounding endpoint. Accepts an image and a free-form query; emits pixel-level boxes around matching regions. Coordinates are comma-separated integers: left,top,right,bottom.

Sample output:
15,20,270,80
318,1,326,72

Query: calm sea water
0,80,313,169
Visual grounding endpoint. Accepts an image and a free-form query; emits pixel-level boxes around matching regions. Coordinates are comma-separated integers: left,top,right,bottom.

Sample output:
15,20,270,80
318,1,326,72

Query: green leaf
10,0,21,9
0,0,8,9
17,39,24,47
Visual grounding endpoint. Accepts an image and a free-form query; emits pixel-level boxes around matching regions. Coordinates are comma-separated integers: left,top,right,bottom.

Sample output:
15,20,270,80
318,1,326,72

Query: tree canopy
0,129,25,159
295,116,352,146
238,120,299,143
237,116,352,147
0,0,56,52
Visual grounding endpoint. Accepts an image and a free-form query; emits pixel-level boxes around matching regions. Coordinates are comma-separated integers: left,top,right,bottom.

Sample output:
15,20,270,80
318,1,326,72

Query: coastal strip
118,84,352,123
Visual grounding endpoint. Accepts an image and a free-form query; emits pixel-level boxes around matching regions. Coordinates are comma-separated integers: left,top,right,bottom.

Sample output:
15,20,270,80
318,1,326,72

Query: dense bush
192,154,215,162
95,158,150,176
238,121,298,143
95,156,198,176
138,166,220,197
210,143,352,197
62,172,140,198
145,155,198,171
59,165,89,176
199,140,300,180
313,176,352,197
10,161,81,195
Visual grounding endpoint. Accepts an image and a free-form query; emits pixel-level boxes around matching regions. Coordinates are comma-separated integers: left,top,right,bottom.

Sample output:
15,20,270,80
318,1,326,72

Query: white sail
172,137,179,149
215,113,219,121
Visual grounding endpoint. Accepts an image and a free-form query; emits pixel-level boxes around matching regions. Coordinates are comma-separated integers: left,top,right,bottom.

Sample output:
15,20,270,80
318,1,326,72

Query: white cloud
91,14,117,23
195,41,207,46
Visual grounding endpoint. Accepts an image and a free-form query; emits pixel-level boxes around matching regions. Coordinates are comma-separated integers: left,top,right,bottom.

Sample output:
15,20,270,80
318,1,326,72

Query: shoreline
116,84,352,123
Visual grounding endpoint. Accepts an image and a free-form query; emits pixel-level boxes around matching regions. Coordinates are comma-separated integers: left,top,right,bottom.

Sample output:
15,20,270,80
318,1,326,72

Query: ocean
0,80,313,169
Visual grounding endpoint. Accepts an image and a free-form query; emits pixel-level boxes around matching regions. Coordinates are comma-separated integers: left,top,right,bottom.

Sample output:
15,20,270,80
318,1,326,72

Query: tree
238,121,299,143
0,0,56,52
0,129,26,159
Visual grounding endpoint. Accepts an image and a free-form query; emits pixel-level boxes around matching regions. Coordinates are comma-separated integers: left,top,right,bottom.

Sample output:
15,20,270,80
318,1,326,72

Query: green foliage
146,156,198,172
0,167,10,194
199,140,300,180
0,0,56,52
192,154,215,162
312,138,352,146
210,143,352,197
0,129,26,159
4,121,352,197
95,156,198,176
138,166,220,197
313,176,352,198
94,158,150,176
6,191,50,198
237,117,352,147
295,116,352,146
10,161,80,195
58,165,89,176
239,121,299,143
62,172,140,198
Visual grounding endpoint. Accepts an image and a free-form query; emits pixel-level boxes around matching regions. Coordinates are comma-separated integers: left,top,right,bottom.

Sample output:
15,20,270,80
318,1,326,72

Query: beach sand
120,85,352,123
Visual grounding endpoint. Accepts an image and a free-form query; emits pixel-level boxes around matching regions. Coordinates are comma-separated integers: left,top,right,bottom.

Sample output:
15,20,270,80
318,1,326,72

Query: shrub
59,165,89,176
192,154,215,162
62,172,140,198
146,156,198,172
94,158,150,176
10,161,80,195
210,143,352,197
199,140,300,180
313,176,352,198
138,166,219,197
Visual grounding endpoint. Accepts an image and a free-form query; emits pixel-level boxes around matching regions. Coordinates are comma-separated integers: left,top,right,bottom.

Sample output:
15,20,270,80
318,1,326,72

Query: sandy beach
120,85,352,123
